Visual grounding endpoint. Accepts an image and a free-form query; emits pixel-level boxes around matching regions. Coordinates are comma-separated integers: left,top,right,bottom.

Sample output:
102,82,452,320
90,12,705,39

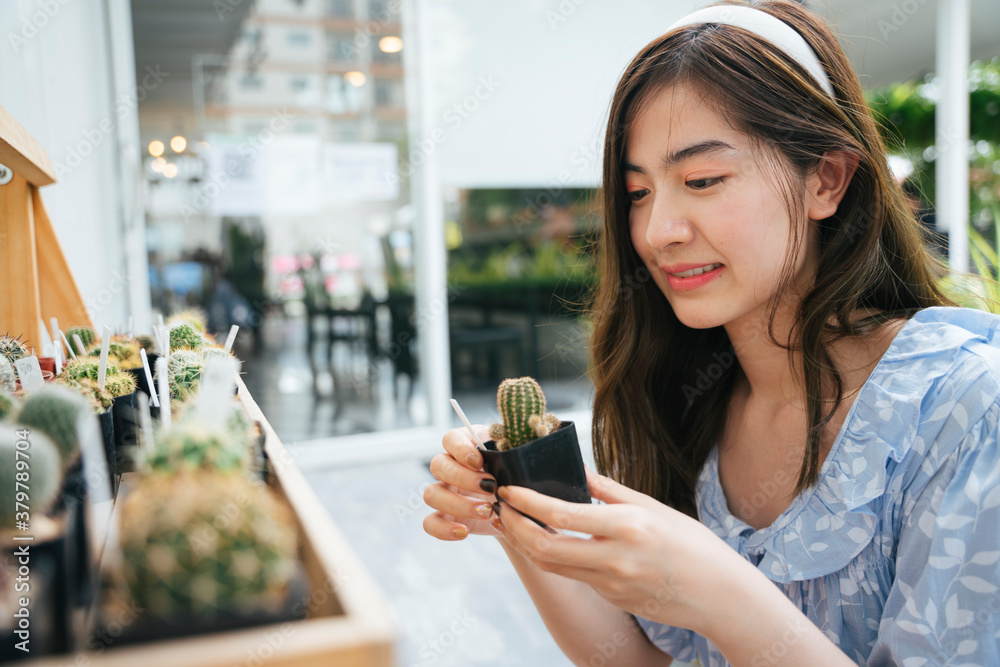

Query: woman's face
625,83,818,332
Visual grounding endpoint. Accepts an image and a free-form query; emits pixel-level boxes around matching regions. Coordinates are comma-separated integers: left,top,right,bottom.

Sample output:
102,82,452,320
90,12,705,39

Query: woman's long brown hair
589,0,954,518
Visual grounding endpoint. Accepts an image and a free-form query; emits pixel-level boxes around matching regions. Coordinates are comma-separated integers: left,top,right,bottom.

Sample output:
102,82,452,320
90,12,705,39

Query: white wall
0,0,151,335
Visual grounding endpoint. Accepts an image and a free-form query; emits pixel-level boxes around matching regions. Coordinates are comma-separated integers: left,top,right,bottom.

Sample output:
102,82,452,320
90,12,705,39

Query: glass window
374,78,404,109
328,31,357,63
287,30,312,47
326,75,365,114
328,0,353,18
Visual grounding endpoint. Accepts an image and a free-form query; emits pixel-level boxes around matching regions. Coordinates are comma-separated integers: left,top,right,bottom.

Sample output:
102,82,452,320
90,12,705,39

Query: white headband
667,5,835,98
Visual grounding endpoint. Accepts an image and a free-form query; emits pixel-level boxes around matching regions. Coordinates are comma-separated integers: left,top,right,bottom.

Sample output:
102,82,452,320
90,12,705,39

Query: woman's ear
807,151,860,221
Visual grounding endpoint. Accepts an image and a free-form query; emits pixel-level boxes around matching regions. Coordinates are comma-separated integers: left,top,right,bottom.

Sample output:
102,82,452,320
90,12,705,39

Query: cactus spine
167,350,205,401
0,356,15,392
0,335,29,366
0,424,63,528
490,377,562,451
142,420,250,475
118,471,298,619
166,308,208,333
168,323,206,352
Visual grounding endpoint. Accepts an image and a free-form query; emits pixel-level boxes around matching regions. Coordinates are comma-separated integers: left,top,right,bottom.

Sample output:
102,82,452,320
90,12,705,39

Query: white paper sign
14,356,44,391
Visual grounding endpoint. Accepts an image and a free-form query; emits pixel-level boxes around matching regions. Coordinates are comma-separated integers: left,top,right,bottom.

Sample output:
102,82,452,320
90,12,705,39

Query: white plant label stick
127,316,133,337
50,318,62,373
449,398,486,449
195,358,236,427
156,355,171,427
136,390,155,455
61,330,77,360
14,357,44,391
73,334,86,356
97,326,112,390
223,325,239,353
140,349,160,407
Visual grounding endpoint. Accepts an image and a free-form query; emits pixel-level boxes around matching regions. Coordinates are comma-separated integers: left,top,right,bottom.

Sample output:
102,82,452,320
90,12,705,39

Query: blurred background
2,0,999,664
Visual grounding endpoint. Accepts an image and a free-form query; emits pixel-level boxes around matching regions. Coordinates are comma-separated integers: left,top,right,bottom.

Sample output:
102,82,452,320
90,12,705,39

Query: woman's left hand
495,467,758,635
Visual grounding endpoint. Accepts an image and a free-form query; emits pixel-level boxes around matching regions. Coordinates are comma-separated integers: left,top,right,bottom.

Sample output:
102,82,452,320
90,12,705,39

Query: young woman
423,1,1000,664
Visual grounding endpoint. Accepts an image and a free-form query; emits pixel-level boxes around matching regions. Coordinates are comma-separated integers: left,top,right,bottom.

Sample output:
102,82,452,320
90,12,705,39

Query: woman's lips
662,263,725,291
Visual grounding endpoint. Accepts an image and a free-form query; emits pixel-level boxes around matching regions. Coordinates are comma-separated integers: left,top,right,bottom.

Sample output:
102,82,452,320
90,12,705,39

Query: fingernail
491,516,504,531
497,487,509,501
452,526,468,539
474,503,492,518
492,502,502,517
465,450,481,468
479,478,496,494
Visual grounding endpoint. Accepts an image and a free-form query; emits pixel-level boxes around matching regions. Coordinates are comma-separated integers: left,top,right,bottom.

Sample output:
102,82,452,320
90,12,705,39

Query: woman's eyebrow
623,139,737,175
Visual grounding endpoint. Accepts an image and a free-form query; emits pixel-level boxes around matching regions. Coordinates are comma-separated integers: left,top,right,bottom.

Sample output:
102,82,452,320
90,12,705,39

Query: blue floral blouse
636,306,1000,666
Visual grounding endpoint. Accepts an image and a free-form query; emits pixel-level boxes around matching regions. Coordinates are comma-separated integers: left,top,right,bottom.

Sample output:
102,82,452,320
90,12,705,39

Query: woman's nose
645,198,694,250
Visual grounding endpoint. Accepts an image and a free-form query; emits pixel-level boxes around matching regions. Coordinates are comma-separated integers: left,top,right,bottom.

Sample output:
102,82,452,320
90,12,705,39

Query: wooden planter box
24,378,396,667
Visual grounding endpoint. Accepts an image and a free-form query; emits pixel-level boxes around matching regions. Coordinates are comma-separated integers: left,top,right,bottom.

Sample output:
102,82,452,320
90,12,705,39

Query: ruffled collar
695,314,931,583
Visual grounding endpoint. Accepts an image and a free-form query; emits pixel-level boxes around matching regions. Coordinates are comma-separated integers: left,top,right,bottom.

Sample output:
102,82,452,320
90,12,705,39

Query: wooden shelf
26,378,396,666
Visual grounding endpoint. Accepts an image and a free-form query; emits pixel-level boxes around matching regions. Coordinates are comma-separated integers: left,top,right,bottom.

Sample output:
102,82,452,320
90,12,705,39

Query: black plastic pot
98,407,117,495
480,421,591,506
112,391,139,473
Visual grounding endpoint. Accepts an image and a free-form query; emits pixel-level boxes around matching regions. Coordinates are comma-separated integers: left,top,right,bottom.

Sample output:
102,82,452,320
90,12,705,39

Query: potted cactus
107,470,307,644
479,377,591,506
0,357,15,393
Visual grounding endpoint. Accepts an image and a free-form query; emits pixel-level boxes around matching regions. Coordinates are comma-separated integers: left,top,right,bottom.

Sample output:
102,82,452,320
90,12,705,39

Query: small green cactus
0,393,19,421
168,323,206,352
142,419,250,475
135,334,156,354
167,350,205,401
103,371,137,399
489,377,562,451
16,384,94,470
66,326,98,353
90,338,142,371
0,335,30,366
0,356,15,393
53,376,114,414
64,357,121,383
0,423,63,529
166,308,208,333
118,471,298,619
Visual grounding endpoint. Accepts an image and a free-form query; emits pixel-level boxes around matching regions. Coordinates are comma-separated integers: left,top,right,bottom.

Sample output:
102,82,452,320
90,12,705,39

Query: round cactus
0,335,29,366
135,334,156,355
64,357,121,384
16,384,94,470
118,471,298,619
90,338,142,371
491,377,562,450
142,419,250,475
166,308,208,334
53,376,114,414
0,423,63,529
0,356,15,393
167,350,205,401
103,371,137,399
66,326,98,353
168,323,206,352
0,393,18,421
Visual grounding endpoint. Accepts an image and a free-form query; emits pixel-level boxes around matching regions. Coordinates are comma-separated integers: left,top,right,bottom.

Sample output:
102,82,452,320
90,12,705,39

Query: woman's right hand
423,425,502,540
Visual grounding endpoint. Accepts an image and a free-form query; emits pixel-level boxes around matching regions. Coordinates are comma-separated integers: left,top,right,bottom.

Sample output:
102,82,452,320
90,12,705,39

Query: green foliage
118,471,298,619
104,371,137,399
490,376,562,450
17,384,93,469
0,423,62,528
0,335,29,366
167,350,205,401
66,326,98,353
64,357,121,384
169,323,206,352
91,338,142,371
142,420,250,474
0,356,15,393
